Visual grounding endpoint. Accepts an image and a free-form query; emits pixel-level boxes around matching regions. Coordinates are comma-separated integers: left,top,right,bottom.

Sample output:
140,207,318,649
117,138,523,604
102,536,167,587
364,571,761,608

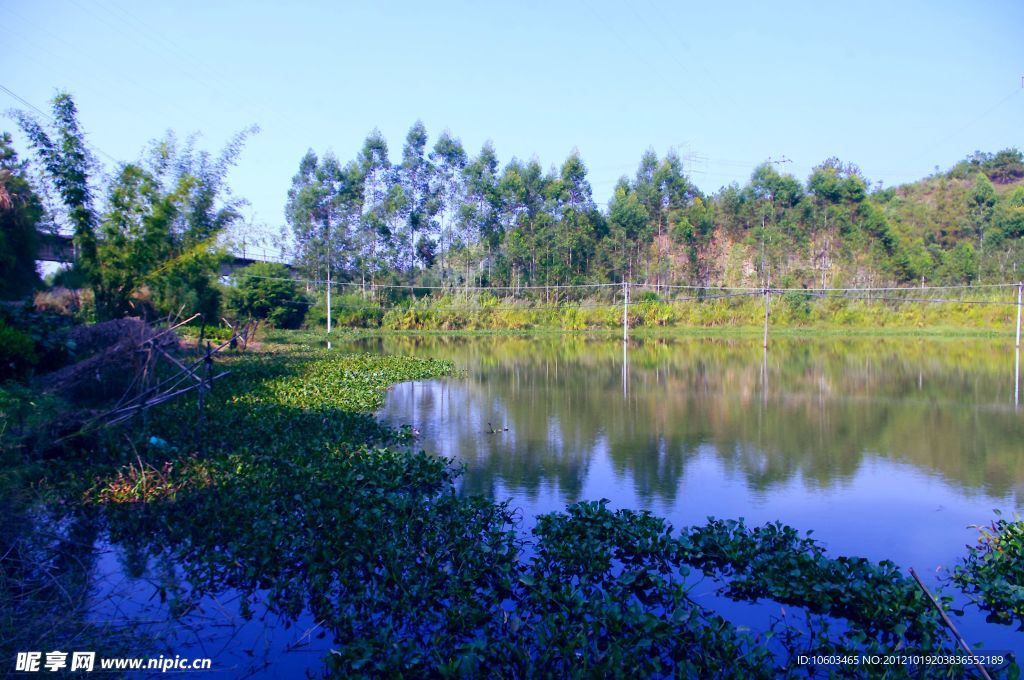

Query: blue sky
2,0,1022,252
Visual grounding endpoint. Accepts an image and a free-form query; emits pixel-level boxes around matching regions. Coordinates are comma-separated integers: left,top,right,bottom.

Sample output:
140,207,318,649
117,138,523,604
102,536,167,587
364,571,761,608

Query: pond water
364,334,1024,654
18,334,1022,676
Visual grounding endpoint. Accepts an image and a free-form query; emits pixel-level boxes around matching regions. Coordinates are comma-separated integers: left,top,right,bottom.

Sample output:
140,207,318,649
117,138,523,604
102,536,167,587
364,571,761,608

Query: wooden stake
908,567,994,680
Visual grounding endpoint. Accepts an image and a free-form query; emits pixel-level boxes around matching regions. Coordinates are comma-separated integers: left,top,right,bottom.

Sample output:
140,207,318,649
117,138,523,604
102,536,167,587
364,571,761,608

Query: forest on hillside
286,126,1024,293
3,92,1024,331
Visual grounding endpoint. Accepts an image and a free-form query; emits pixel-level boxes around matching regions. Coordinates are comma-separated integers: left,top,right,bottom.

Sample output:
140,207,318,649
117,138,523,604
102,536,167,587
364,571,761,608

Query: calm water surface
365,334,1024,653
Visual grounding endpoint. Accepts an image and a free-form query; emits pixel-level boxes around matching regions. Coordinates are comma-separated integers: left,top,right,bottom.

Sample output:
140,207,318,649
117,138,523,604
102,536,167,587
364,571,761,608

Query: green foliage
951,149,1024,184
682,518,950,654
939,242,978,284
146,249,224,321
952,512,1024,627
279,133,1024,294
13,95,250,321
14,93,100,294
306,292,383,329
0,304,76,374
994,186,1024,241
95,162,175,316
228,262,307,328
0,322,38,380
0,133,42,299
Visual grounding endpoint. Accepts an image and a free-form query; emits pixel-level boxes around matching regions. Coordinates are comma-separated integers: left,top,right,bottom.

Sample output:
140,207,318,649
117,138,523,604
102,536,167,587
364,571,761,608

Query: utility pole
1016,281,1021,407
325,215,332,335
622,280,629,342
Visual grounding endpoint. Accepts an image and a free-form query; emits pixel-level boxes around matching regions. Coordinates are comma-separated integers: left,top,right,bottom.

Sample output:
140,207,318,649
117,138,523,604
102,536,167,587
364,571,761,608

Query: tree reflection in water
373,335,1024,564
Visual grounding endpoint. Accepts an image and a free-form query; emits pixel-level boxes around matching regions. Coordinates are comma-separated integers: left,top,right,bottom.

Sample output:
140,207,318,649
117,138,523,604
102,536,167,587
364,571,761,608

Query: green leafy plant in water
953,511,1024,628
72,345,1017,677
679,517,966,669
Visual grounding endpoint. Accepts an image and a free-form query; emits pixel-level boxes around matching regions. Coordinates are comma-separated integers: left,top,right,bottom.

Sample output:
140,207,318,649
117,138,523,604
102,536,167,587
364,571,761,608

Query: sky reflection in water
371,335,1023,633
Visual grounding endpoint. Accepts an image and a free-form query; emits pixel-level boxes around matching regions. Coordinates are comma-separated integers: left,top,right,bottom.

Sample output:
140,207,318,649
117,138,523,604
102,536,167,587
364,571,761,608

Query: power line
0,82,121,165
227,270,1022,299
935,87,1023,148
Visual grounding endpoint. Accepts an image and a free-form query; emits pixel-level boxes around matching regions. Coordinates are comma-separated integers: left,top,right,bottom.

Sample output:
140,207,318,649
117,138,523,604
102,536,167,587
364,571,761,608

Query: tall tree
546,151,601,284
429,131,467,283
95,163,174,317
142,128,255,320
14,93,101,308
603,178,649,282
358,130,392,290
286,150,325,281
653,150,696,286
398,122,436,275
748,162,805,284
460,142,501,283
286,150,363,329
0,134,42,298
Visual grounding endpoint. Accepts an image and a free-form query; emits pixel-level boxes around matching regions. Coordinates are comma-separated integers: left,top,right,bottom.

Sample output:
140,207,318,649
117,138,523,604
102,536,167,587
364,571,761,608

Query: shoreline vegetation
3,330,1021,676
287,286,1023,338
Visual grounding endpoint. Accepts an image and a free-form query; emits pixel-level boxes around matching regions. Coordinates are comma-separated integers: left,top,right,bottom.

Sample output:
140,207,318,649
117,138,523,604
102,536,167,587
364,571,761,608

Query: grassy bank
4,338,1021,676
306,289,1022,336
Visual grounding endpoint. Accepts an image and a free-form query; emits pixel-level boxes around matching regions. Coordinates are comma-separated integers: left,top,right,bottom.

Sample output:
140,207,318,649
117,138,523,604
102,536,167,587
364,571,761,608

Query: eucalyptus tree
498,158,547,286
398,122,436,276
429,131,467,283
632,150,661,284
653,150,697,286
497,160,532,289
808,158,867,287
968,173,997,249
358,130,392,291
966,172,997,281
603,178,649,282
460,142,502,284
546,151,602,285
286,150,362,331
286,150,323,279
748,162,805,285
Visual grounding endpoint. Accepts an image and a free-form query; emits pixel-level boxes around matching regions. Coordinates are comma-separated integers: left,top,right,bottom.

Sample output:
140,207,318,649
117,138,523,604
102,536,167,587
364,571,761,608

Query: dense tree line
4,95,1024,330
288,125,1024,293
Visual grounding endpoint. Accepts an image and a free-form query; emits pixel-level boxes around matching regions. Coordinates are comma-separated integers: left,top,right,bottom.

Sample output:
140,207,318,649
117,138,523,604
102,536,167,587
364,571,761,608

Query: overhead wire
0,82,121,166
934,87,1023,149
225,267,1021,302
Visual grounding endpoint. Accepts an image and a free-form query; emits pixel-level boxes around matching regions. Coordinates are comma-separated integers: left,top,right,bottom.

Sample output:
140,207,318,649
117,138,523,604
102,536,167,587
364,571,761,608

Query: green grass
295,290,1022,338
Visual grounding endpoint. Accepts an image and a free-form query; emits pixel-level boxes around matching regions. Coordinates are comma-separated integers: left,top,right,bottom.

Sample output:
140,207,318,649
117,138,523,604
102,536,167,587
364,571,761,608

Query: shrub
0,304,75,373
0,322,38,380
228,263,308,329
33,287,80,316
309,292,382,329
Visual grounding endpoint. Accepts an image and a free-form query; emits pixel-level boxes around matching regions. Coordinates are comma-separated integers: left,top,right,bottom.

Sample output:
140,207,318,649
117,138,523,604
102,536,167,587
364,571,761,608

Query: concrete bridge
36,231,291,276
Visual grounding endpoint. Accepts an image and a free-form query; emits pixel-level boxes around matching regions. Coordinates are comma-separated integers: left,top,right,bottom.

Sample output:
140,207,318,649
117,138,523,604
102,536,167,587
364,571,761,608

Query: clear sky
2,0,1022,253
